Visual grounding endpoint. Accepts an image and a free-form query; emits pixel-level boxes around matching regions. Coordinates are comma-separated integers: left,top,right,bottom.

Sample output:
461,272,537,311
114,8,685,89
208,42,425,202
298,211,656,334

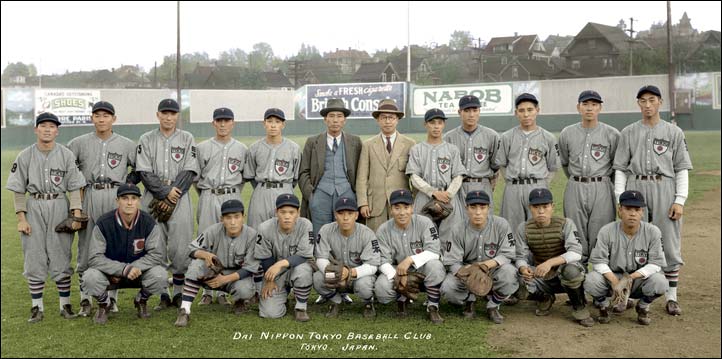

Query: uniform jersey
135,128,199,183
443,125,500,179
255,217,314,260
443,216,515,273
515,218,582,268
7,144,86,194
613,120,693,177
189,222,259,273
376,214,440,265
590,221,667,273
406,141,466,190
496,126,560,180
196,138,248,190
559,122,620,177
315,222,381,268
67,133,137,184
244,138,301,183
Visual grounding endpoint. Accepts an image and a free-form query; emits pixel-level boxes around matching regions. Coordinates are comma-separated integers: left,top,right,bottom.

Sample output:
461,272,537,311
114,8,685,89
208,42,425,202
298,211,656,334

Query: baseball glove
455,262,493,297
421,199,453,222
197,255,224,282
54,211,89,233
149,198,176,222
611,273,633,312
393,272,425,300
324,258,351,290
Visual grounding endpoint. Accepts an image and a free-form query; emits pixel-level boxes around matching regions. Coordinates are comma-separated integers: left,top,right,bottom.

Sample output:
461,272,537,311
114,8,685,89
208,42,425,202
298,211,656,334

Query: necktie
332,137,338,153
386,136,392,153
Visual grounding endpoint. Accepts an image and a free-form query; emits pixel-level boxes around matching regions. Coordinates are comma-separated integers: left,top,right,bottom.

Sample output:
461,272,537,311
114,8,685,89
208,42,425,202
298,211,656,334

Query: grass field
1,131,719,357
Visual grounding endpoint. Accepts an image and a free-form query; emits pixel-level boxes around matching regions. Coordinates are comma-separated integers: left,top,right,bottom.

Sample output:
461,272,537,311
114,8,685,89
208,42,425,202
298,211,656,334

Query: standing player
195,107,248,305
7,112,87,322
135,98,200,309
67,101,137,316
613,85,692,315
495,93,560,233
441,190,518,324
443,95,500,212
558,91,620,264
255,194,315,321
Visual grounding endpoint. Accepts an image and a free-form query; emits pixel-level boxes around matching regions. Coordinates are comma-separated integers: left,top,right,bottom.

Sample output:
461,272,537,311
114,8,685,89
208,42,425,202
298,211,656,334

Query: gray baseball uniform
254,217,314,318
244,138,300,229
441,216,518,305
558,122,620,263
313,222,380,304
496,126,560,232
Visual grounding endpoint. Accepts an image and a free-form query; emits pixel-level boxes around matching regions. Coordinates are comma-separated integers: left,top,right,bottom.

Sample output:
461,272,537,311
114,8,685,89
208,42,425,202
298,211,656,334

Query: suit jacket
356,133,415,217
299,131,362,219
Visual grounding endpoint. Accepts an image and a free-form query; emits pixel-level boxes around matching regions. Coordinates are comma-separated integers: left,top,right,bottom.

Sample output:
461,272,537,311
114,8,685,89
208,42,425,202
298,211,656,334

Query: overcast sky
2,1,719,75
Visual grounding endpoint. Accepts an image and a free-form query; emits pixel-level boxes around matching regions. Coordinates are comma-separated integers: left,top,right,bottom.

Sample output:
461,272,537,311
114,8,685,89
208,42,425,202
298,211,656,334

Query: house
483,34,548,62
351,55,435,84
323,48,371,75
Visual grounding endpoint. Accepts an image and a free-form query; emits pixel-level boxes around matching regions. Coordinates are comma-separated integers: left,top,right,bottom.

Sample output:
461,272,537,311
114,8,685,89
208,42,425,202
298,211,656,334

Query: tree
218,48,248,67
2,62,37,84
449,30,473,50
248,42,275,71
294,43,322,61
150,51,212,85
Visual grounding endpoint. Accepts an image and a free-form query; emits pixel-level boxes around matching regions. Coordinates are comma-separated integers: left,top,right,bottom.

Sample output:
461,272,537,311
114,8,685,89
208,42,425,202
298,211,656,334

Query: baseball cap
636,85,662,99
578,90,603,103
157,98,180,113
334,197,358,212
389,189,414,205
528,188,553,205
92,101,116,115
424,108,447,122
619,190,646,207
264,108,286,121
35,112,61,127
459,95,481,110
515,93,539,107
213,107,234,121
221,199,245,215
116,183,142,198
465,190,491,206
275,193,300,209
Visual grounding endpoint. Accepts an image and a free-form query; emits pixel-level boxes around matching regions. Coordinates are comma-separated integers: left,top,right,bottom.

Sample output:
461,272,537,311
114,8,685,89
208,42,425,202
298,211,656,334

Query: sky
2,1,720,75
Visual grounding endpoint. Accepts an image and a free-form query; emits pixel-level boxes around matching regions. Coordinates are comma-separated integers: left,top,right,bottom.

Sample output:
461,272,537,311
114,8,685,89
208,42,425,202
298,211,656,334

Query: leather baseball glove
393,271,425,300
611,273,633,312
197,255,224,282
455,262,493,297
324,258,351,290
149,198,176,223
421,199,453,222
54,211,89,233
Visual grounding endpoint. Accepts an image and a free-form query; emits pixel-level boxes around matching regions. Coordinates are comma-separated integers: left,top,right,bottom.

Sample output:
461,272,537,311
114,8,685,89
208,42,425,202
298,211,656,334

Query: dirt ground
487,187,722,358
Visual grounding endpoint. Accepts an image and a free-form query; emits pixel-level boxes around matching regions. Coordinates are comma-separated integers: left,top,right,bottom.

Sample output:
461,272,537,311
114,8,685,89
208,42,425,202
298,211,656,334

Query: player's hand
519,266,534,282
534,262,553,278
167,187,182,203
18,220,32,235
264,261,286,282
432,191,450,203
158,200,170,212
205,274,229,289
127,266,142,280
71,220,82,231
202,252,216,268
396,257,413,277
668,203,684,220
359,205,371,218
261,280,278,299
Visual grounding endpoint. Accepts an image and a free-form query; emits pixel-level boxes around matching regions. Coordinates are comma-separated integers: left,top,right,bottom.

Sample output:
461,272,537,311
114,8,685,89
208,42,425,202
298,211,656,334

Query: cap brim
93,107,115,115
466,200,490,205
459,103,481,110
620,201,645,207
265,115,286,121
158,107,179,113
579,97,603,103
529,200,552,205
36,119,61,126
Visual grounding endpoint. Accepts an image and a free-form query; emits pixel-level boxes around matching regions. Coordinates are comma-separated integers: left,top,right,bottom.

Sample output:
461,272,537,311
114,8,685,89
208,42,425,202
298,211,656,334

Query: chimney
514,32,518,37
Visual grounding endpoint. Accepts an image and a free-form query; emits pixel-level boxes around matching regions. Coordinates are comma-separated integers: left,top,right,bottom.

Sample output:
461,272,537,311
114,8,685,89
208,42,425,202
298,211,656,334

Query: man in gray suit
299,98,362,238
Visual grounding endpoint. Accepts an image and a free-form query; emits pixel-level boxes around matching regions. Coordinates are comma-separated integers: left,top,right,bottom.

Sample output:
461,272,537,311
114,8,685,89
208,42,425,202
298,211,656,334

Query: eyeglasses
378,115,397,121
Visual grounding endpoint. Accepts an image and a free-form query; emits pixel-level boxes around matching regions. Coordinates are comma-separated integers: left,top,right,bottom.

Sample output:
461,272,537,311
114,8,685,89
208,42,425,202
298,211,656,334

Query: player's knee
229,280,254,301
373,277,394,304
644,273,669,296
583,271,607,297
560,264,585,288
354,277,375,300
422,259,445,286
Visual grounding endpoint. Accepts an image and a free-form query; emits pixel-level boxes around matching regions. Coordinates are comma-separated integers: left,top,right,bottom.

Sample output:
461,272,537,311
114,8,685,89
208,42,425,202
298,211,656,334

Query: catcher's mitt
324,258,351,290
421,199,453,222
54,211,89,233
611,273,633,312
393,272,425,300
149,198,176,222
197,255,224,282
455,262,493,297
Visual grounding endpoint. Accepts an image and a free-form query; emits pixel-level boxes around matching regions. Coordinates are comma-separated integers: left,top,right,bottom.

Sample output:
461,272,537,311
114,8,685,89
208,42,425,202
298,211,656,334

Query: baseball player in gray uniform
441,190,518,324
443,95,500,213
7,112,87,322
613,85,692,316
135,98,200,309
584,190,668,325
558,91,620,264
175,199,259,327
255,194,315,321
67,101,137,316
515,188,594,327
195,107,248,305
313,197,380,318
406,108,466,245
374,189,446,324
495,93,560,233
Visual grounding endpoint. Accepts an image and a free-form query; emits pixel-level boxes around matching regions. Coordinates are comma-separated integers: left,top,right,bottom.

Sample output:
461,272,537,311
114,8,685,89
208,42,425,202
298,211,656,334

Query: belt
510,178,538,185
210,187,238,195
635,174,662,181
90,182,118,190
163,180,173,185
261,182,285,189
463,177,490,183
31,193,60,200
571,176,606,183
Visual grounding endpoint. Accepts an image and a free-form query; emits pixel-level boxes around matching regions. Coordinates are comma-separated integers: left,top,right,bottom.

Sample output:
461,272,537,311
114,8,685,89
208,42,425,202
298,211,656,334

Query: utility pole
406,0,411,83
176,0,182,127
474,37,485,82
626,17,636,76
666,0,678,126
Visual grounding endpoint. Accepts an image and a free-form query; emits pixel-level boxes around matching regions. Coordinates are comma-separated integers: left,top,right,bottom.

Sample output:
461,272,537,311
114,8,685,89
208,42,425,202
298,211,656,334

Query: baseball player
195,107,248,305
515,188,594,327
441,190,518,324
7,112,87,322
175,199,259,327
613,85,692,316
255,194,315,322
584,190,668,325
135,98,200,309
443,95,500,213
374,189,446,324
558,91,620,264
495,93,560,233
406,108,466,244
67,101,137,316
82,183,168,324
313,197,380,318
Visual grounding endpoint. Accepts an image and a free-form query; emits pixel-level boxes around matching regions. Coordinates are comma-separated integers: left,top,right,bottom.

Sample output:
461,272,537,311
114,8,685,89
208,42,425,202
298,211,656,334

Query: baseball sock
594,297,610,308
95,292,110,306
427,284,441,308
665,270,679,302
137,288,152,302
486,291,506,309
181,279,202,314
294,285,311,311
29,280,45,311
253,271,264,296
173,274,185,297
639,294,660,310
56,277,71,310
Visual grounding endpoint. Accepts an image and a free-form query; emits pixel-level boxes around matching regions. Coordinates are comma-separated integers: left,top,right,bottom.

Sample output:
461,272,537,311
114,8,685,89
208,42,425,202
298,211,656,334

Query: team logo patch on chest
484,243,498,257
289,245,298,255
107,152,122,169
133,238,145,255
228,157,242,174
349,251,362,265
275,159,290,175
634,249,649,265
49,168,66,186
528,148,543,166
474,147,488,164
590,144,607,161
171,147,185,162
437,157,451,174
653,138,670,155
410,240,424,254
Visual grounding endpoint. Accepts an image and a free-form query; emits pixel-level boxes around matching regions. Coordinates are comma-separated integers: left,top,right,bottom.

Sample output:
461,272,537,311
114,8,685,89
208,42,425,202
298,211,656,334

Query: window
501,56,508,65
588,39,596,49
381,73,387,82
512,67,519,79
572,60,581,70
391,73,398,81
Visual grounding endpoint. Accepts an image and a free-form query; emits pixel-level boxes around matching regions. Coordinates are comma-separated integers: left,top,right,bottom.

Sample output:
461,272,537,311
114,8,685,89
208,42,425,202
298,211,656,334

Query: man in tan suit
356,99,415,232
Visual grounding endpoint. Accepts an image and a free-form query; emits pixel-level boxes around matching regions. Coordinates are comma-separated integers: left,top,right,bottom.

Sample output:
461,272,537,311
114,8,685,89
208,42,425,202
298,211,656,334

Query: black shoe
363,303,376,319
428,306,444,324
59,304,78,319
487,307,504,324
636,303,651,325
535,293,556,316
597,305,611,324
135,297,150,319
294,309,310,322
463,301,476,319
78,299,92,317
666,300,682,316
174,308,189,327
94,303,109,325
28,306,44,323
325,303,340,318
154,294,172,311
233,300,248,315
397,300,408,317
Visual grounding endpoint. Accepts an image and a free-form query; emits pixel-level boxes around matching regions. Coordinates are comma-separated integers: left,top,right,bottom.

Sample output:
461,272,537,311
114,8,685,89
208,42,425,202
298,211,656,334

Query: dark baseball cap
213,107,234,121
465,190,491,206
221,199,245,215
92,101,116,115
264,108,286,121
157,98,180,113
515,93,539,107
529,188,553,205
424,108,447,122
459,95,481,110
619,190,646,208
578,90,603,103
334,197,358,212
636,85,662,99
116,183,142,198
35,112,61,127
389,189,413,205
276,193,300,209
